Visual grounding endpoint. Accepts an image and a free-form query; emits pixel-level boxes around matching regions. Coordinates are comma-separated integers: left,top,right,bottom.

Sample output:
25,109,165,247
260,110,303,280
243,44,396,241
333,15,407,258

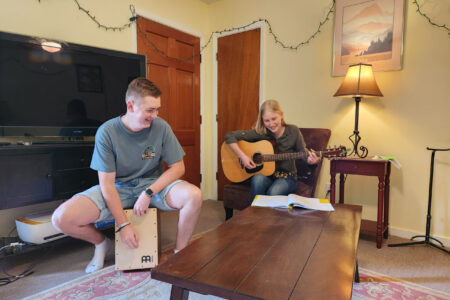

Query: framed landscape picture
332,0,405,76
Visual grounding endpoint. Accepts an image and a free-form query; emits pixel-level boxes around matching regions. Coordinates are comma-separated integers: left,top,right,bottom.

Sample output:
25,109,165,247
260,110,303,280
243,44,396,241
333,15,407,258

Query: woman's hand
239,154,256,169
307,149,321,165
227,143,256,169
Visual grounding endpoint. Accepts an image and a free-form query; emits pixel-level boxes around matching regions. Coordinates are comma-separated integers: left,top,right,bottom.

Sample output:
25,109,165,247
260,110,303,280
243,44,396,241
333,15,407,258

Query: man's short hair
125,77,162,104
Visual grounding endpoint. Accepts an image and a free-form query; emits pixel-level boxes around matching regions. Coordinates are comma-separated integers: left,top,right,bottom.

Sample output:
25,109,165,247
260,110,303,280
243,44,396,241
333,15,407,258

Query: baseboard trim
389,226,450,248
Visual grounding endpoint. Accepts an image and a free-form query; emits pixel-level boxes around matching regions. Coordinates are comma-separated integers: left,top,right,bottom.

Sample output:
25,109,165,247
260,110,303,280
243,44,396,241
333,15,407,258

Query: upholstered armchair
222,128,332,220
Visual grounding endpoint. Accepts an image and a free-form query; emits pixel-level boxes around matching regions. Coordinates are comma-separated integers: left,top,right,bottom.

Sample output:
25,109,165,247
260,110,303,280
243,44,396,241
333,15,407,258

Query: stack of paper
252,194,334,211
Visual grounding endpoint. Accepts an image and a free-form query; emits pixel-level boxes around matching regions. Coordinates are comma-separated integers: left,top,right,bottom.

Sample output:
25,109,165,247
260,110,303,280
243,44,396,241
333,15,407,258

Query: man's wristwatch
145,188,154,198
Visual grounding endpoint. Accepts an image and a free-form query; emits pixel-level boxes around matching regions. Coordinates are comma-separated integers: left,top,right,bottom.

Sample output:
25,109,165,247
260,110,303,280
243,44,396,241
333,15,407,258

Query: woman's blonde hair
254,99,286,134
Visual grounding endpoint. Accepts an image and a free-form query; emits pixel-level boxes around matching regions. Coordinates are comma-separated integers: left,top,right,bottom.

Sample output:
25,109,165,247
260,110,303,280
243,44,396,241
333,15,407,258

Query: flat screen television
0,31,146,140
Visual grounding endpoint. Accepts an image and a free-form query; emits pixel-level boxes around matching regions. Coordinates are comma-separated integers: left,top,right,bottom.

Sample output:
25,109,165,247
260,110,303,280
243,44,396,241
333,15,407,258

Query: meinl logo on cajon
141,255,153,263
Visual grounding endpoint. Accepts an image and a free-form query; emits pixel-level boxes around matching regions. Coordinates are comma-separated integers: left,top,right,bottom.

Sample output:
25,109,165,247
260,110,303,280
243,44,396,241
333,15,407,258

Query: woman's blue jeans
249,174,298,204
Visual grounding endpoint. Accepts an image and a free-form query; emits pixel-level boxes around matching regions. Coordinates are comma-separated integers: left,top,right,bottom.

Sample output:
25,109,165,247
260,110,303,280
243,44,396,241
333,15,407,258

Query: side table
330,158,391,248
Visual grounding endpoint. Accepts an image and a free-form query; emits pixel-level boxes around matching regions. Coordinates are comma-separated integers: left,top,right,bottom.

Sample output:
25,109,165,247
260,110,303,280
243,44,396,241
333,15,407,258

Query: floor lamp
334,63,383,158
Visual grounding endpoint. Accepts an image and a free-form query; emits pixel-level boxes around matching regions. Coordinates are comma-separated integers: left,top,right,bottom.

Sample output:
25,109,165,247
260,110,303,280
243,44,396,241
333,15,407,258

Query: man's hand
119,224,139,249
133,191,150,216
307,149,321,165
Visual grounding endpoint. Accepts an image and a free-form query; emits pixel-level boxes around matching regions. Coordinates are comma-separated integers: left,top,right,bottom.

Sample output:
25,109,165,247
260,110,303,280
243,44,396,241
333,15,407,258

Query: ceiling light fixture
41,41,62,53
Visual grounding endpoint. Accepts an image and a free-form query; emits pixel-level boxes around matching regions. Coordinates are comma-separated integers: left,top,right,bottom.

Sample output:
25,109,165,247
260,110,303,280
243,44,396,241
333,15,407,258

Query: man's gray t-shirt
91,116,185,183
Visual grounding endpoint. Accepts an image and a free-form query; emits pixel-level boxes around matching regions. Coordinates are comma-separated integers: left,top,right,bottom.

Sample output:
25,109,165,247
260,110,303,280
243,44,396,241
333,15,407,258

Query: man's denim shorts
76,177,183,222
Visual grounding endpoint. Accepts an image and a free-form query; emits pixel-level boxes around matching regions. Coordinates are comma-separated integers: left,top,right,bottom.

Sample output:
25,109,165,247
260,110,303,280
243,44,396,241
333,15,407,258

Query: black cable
0,242,34,286
0,263,35,286
0,241,57,286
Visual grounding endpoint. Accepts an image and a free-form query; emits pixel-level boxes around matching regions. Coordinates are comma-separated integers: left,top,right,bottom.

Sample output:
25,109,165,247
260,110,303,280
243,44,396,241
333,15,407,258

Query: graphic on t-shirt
142,145,156,160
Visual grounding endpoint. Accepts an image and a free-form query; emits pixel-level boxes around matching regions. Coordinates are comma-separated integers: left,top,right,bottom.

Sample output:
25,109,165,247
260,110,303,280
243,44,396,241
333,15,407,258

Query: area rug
23,266,450,300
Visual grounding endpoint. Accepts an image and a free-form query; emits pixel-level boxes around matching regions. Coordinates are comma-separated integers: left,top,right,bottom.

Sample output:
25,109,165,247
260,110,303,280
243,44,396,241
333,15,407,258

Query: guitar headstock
323,146,348,158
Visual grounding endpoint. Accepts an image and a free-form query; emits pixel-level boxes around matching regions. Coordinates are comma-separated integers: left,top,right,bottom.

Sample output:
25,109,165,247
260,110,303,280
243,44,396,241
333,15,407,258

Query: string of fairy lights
37,0,335,59
71,1,138,31
36,0,449,61
68,0,336,61
412,0,450,35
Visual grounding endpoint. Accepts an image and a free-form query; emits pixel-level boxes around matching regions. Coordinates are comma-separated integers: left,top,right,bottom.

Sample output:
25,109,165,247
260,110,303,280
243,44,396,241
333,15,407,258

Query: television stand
31,140,94,145
0,143,98,210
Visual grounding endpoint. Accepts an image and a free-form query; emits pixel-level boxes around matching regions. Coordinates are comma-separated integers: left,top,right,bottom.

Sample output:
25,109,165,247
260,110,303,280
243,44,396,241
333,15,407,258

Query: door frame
131,8,206,193
212,20,265,200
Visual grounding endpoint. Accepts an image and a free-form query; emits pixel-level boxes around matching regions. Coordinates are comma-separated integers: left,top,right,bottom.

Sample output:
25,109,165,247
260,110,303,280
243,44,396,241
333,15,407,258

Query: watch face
145,188,154,197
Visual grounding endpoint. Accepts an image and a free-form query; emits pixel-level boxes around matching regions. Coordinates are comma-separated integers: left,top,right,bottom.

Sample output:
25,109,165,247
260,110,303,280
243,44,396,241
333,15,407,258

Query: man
52,78,202,273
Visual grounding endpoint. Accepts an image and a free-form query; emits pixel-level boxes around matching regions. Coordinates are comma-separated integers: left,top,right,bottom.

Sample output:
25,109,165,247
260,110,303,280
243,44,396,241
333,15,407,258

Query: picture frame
332,0,405,76
76,64,103,93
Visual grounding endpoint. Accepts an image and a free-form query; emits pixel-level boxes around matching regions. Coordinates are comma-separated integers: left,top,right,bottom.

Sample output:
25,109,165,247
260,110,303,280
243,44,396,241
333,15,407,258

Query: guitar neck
262,151,324,162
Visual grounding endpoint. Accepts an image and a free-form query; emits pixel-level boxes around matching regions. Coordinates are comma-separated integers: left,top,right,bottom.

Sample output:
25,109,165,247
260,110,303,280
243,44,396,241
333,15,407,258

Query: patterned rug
23,266,450,300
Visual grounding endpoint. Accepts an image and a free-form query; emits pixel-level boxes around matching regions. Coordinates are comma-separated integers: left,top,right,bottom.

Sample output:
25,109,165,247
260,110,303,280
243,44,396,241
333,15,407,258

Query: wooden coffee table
152,204,362,300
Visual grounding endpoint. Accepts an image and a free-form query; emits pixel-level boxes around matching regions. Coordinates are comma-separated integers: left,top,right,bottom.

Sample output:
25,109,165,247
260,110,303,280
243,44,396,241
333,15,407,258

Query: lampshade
334,63,383,98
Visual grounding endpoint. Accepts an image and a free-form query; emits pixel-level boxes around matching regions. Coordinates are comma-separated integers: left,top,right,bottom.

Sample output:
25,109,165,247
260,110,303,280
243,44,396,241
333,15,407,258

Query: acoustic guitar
221,140,347,183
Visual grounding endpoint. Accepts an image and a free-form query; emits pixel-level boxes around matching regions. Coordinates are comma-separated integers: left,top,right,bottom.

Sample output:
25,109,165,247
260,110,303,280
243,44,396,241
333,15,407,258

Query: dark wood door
137,18,201,187
217,29,261,199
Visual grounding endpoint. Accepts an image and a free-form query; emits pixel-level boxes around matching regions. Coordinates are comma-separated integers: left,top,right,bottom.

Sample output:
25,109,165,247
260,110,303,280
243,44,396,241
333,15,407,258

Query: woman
225,99,320,204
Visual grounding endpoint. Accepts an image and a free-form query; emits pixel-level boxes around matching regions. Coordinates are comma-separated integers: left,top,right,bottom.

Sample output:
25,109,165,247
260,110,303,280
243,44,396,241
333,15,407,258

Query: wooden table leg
354,260,360,283
157,210,161,263
384,163,391,239
330,173,336,204
339,173,345,204
170,286,190,300
376,177,384,248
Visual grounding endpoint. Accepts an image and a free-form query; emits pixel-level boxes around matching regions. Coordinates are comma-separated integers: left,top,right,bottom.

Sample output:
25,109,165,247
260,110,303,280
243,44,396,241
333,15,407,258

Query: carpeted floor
1,200,449,299
20,266,450,300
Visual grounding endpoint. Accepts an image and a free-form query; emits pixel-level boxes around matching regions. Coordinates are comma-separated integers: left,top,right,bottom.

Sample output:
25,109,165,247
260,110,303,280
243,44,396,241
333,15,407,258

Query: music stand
388,147,449,254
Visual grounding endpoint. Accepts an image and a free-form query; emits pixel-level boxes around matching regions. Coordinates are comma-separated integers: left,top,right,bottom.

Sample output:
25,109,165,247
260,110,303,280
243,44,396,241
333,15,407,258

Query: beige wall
208,0,450,242
1,0,449,242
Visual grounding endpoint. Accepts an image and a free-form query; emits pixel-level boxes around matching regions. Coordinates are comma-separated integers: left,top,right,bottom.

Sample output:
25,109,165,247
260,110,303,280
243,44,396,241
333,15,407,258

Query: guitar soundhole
245,165,263,174
252,153,263,164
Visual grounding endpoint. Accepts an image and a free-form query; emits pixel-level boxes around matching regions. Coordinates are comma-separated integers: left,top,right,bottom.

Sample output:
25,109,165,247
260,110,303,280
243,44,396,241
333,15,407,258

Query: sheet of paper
288,194,334,211
251,194,334,211
251,195,289,208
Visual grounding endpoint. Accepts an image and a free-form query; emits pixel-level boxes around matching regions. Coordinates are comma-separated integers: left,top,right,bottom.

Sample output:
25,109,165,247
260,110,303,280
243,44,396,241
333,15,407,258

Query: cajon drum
115,208,158,270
